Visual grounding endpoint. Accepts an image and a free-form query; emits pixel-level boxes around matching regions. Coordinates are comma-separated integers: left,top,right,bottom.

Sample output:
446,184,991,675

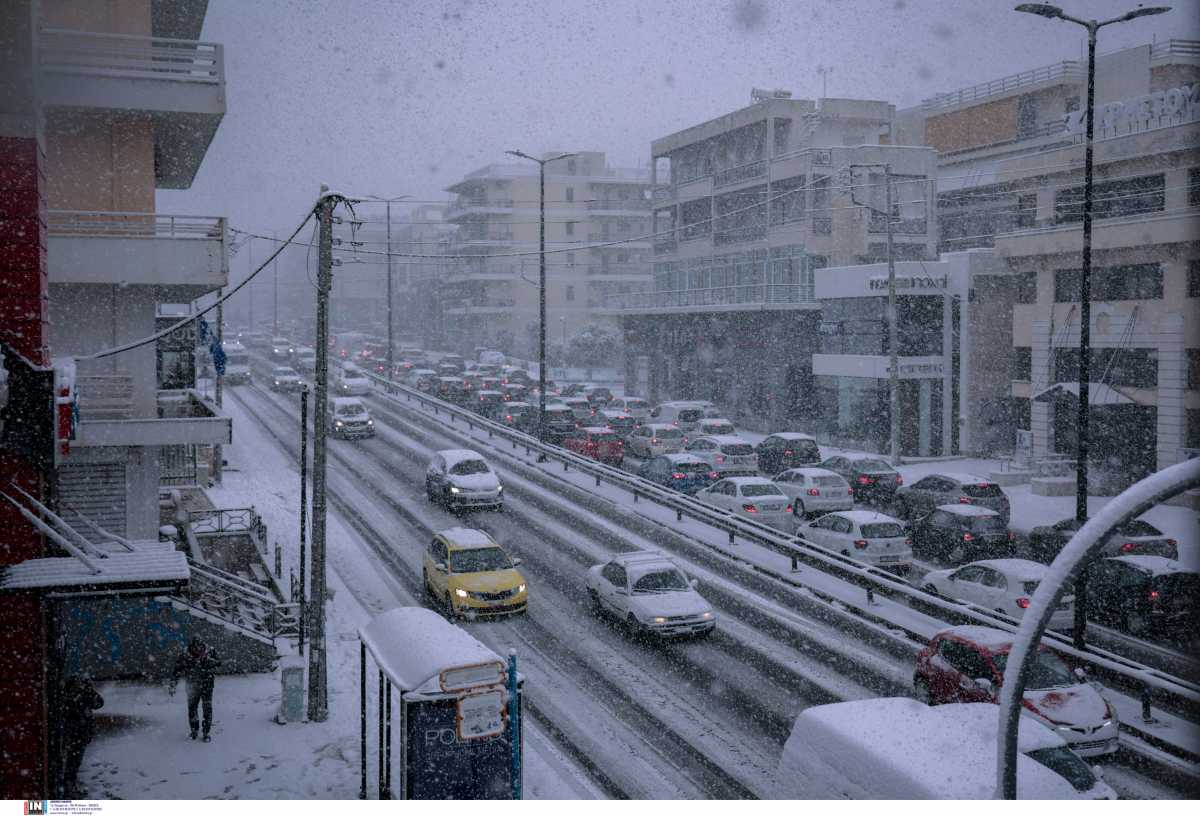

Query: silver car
772,467,853,520
626,423,686,458
685,435,758,476
799,510,913,571
695,477,792,531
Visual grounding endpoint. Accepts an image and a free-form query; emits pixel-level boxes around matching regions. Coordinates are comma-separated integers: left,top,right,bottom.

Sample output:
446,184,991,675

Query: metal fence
40,28,224,84
159,444,198,486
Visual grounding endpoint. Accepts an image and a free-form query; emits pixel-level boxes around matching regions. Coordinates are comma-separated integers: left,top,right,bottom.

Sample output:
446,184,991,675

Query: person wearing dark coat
169,636,222,742
61,676,104,796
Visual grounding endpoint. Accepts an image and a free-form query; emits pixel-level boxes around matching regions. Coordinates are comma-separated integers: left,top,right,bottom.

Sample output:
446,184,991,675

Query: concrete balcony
74,386,232,448
444,199,516,221
48,211,227,298
994,209,1200,258
39,28,226,188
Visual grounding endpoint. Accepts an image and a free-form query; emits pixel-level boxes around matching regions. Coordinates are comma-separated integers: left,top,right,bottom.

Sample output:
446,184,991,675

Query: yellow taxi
422,527,528,617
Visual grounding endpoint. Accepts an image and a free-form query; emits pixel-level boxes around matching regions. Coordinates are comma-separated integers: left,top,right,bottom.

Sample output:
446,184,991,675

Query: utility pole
308,188,335,721
386,200,394,379
272,229,279,336
215,291,223,409
298,384,308,655
248,237,255,329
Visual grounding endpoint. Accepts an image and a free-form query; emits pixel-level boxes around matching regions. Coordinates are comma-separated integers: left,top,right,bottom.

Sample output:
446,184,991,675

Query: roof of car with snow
1111,555,1198,576
437,527,500,550
829,510,905,525
779,467,843,479
932,472,993,484
332,397,365,409
767,432,817,441
580,426,617,434
599,409,631,418
697,434,751,446
660,453,706,465
658,400,704,407
934,504,1001,517
938,625,1016,651
720,476,781,488
358,607,508,694
642,422,681,431
698,418,734,426
972,559,1048,580
438,449,487,468
272,366,297,374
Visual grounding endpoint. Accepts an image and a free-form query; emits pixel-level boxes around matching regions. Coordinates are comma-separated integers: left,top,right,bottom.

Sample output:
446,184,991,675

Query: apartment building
614,92,937,429
441,152,651,356
393,204,454,349
896,41,1199,485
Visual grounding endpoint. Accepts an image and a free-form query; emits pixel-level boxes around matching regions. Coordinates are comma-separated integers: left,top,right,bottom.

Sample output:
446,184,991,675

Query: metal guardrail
48,210,225,239
361,367,1200,735
40,28,224,84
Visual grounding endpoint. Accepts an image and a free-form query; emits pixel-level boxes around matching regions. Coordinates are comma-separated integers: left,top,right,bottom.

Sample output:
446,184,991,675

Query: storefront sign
887,361,945,376
867,274,948,291
813,353,948,380
1064,84,1198,136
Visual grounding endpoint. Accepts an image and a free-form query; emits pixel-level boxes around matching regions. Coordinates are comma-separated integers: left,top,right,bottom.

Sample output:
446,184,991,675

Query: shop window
565,187,574,202
1014,347,1032,381
1055,264,1162,302
565,285,575,302
1054,174,1165,224
565,221,575,236
770,175,807,225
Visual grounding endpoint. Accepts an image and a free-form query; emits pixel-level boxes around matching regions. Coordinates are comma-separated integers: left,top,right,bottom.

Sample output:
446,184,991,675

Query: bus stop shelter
357,607,523,799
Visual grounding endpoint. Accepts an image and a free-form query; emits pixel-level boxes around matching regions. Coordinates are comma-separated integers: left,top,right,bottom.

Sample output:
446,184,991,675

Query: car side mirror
512,558,522,567
1092,765,1105,780
947,574,957,582
690,578,699,589
435,562,447,573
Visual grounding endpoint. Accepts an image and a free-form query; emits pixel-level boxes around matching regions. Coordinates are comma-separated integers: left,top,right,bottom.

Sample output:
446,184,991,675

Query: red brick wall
0,135,48,367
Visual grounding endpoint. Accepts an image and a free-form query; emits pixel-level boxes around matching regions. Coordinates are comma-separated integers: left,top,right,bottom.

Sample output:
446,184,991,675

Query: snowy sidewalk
78,392,600,800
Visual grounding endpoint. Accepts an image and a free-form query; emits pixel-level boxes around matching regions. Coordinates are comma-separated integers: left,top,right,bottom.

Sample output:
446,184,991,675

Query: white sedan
921,559,1075,630
772,467,853,518
799,510,912,571
338,364,372,395
685,434,759,476
695,477,792,530
585,551,715,638
608,396,651,420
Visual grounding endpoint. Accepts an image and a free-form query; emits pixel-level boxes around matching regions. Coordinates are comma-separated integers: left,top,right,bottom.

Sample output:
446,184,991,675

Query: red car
914,625,1119,758
563,427,624,466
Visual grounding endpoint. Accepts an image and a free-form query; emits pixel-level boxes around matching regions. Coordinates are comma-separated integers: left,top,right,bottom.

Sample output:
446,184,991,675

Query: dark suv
1086,556,1198,641
541,405,577,442
896,473,1010,523
819,455,902,506
1028,517,1178,564
910,505,1015,564
756,433,821,475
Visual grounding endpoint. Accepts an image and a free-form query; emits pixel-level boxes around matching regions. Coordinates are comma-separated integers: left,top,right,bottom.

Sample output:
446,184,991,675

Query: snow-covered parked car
798,510,912,572
921,559,1075,630
695,477,792,531
585,550,715,639
425,449,503,511
337,364,371,396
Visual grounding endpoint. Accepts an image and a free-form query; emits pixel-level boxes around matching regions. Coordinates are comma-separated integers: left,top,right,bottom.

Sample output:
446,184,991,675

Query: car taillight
784,449,793,456
708,471,719,479
785,504,793,514
958,496,973,504
650,438,658,445
847,488,854,495
856,475,873,485
672,472,686,480
807,488,820,496
1149,589,1160,603
1121,542,1135,553
1016,597,1031,609
715,455,725,464
742,503,758,513
1009,532,1016,541
505,415,513,421
853,539,868,550
672,420,679,425
904,538,913,546
1167,538,1177,547
963,532,975,542
895,475,903,485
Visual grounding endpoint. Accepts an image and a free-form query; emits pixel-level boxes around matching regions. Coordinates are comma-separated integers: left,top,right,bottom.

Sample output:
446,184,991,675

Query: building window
565,187,574,203
1189,349,1200,391
1188,409,1200,448
1054,264,1163,302
1015,271,1037,304
565,285,575,302
567,252,575,266
565,221,574,236
567,159,577,174
1054,174,1165,224
1016,94,1039,137
1190,260,1200,298
770,175,807,225
1190,168,1200,207
1054,348,1158,388
1014,347,1032,381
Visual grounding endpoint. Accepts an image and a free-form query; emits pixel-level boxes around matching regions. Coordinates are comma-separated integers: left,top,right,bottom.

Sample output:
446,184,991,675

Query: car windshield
1025,747,1099,793
721,443,753,455
962,483,1003,498
626,400,647,409
992,650,1075,690
675,463,709,474
657,428,683,439
677,409,702,422
273,368,294,376
814,476,844,487
856,460,894,473
742,484,783,498
706,423,735,434
632,569,689,593
861,522,904,538
449,547,511,572
449,459,490,476
971,516,1008,533
337,403,365,416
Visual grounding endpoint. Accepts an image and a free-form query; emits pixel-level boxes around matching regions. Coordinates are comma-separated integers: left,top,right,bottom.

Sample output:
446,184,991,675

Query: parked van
776,698,1114,800
649,401,705,435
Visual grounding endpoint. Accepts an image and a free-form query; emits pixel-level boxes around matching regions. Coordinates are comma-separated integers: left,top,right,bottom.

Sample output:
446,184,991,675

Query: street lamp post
505,150,578,448
1015,2,1170,649
365,196,411,379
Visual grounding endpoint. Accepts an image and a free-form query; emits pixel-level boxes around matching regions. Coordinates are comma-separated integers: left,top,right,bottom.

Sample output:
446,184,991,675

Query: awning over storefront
0,542,188,595
1032,382,1134,406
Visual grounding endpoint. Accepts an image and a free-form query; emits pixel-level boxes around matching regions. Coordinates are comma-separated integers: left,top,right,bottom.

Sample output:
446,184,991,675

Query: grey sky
160,0,1199,240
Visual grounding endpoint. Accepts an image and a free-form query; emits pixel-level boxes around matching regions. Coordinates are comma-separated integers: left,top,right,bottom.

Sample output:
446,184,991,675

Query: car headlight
653,616,667,624
367,419,374,426
496,485,503,493
274,380,280,386
450,486,461,494
454,588,468,598
517,584,526,594
702,611,714,619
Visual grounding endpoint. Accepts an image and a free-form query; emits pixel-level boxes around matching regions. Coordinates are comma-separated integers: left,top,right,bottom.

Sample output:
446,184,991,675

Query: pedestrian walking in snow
169,636,222,742
61,675,104,796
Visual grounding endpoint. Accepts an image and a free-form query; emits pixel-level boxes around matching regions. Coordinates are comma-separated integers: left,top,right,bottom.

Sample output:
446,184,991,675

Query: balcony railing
1150,39,1200,63
586,199,651,211
603,283,815,311
867,214,928,235
922,60,1082,112
40,28,224,85
713,160,767,189
713,224,767,246
48,210,225,239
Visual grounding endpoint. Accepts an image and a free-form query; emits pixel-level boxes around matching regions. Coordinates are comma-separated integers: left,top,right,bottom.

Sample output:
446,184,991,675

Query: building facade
442,152,651,357
615,93,938,430
897,41,1200,484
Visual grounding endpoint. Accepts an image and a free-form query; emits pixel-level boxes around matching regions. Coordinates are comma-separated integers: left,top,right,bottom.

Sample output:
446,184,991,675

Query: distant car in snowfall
756,432,821,475
425,449,503,511
637,453,718,495
684,434,759,476
541,404,577,441
561,396,595,424
269,366,304,393
771,467,853,518
914,625,1120,758
797,510,912,572
695,417,737,438
607,396,651,420
909,505,1015,565
694,477,792,531
597,409,638,438
327,397,374,439
223,342,251,385
488,400,537,434
562,427,625,465
336,364,371,396
625,423,685,458
293,346,316,374
270,336,294,360
585,550,715,639
1084,555,1198,640
648,401,705,434
1026,517,1179,564
819,454,903,506
920,559,1075,630
895,473,1010,524
473,390,506,415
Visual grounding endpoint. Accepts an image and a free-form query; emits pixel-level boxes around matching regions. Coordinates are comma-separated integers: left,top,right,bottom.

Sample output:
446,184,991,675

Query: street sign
439,660,505,692
456,689,506,741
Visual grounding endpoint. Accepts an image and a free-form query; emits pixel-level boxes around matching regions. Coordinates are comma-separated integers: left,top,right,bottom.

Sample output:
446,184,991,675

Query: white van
649,401,705,435
776,698,1114,799
223,342,251,385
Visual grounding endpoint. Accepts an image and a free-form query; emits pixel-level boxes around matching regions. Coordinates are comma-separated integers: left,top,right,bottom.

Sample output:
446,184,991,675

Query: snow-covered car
607,396,651,420
425,449,503,511
771,467,853,518
625,423,685,458
910,505,1015,564
756,432,822,475
337,364,371,395
896,472,1011,523
799,510,912,571
1028,517,1179,564
223,342,251,385
777,698,1115,799
269,366,304,393
293,345,316,374
649,401,705,434
684,434,758,476
695,477,792,531
327,396,374,439
691,400,723,419
561,396,594,423
597,409,637,437
585,550,715,639
270,336,294,360
407,368,439,392
921,559,1075,630
915,625,1120,758
696,417,736,437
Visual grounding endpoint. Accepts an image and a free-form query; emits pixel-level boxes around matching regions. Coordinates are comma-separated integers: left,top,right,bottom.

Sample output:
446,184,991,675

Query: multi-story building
392,204,454,349
441,152,651,356
613,93,937,429
896,41,1199,485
